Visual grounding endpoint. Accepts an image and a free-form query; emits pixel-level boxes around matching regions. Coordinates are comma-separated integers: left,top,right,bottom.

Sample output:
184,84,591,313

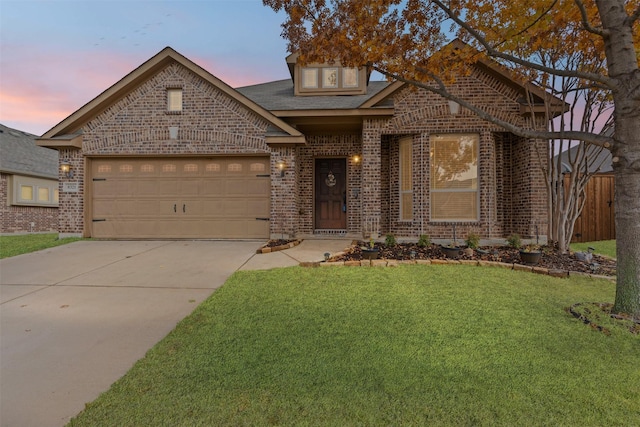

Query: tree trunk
598,0,640,317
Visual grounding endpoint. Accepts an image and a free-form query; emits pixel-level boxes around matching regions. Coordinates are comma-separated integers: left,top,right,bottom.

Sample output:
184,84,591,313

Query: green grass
571,240,616,259
0,233,83,259
68,265,639,427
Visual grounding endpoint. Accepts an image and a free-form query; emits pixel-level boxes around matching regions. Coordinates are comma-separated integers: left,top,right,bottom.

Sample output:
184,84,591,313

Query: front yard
68,265,639,426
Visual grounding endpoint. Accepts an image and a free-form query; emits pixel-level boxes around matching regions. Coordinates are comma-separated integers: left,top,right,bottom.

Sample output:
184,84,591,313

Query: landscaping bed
329,242,616,276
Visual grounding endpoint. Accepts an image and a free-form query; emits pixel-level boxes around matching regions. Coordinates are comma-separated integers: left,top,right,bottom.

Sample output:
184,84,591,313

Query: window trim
429,133,479,222
10,175,59,207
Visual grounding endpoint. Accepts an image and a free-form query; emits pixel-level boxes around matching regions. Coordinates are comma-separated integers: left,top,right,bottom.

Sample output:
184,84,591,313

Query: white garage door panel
91,157,270,239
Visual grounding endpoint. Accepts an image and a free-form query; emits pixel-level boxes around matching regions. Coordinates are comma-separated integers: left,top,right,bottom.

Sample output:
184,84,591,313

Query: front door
315,158,347,229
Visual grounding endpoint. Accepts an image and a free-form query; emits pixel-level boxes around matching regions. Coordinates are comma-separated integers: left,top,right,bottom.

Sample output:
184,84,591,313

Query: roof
0,123,58,179
236,79,391,111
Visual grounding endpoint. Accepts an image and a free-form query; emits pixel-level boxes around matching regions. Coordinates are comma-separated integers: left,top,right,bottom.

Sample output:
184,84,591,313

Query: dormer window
291,56,368,96
296,66,365,95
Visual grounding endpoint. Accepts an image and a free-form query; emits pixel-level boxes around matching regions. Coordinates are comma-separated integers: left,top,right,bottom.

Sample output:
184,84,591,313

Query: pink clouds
1,44,149,135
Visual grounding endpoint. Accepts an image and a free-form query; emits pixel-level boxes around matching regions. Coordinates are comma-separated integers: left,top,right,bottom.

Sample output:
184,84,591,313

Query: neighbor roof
0,124,58,179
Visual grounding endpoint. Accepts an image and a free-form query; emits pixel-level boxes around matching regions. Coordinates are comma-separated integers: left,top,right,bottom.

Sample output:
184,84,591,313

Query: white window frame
430,133,479,222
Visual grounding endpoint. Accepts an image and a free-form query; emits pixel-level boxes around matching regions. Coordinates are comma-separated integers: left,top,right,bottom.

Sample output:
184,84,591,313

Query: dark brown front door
315,158,347,229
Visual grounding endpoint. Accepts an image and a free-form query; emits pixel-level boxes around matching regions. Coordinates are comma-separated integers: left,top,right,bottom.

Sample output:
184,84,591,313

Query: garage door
90,157,270,239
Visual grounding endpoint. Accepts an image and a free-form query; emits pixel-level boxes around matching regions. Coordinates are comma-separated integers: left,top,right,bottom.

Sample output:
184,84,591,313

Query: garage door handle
173,204,177,213
183,204,186,213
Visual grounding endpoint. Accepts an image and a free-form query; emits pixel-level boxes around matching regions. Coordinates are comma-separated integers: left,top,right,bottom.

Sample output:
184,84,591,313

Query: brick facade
0,173,58,234
46,50,549,241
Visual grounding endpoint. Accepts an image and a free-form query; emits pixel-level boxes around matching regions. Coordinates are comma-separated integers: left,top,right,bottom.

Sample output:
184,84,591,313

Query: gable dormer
286,53,368,96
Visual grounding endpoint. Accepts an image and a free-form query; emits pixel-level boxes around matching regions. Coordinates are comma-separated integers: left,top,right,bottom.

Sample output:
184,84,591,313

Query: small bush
507,234,522,249
417,234,431,248
385,233,397,247
465,233,480,249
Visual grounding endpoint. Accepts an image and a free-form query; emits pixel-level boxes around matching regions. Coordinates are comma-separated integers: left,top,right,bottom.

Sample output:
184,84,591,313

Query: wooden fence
569,173,616,243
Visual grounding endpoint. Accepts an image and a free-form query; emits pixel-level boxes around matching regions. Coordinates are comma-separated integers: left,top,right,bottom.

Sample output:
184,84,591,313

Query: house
1,124,59,234
37,45,559,241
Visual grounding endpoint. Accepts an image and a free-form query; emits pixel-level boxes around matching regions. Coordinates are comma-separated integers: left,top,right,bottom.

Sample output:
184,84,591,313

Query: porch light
448,100,460,115
352,154,361,164
60,161,73,178
276,159,286,177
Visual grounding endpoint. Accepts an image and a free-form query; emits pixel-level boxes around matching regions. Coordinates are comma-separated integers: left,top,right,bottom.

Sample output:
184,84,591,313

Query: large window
430,134,479,221
399,136,413,221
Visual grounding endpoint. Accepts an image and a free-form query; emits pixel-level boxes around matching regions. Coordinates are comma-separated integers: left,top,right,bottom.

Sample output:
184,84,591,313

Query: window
322,68,338,88
430,134,479,221
10,175,58,207
21,185,34,201
38,187,50,202
297,65,365,95
343,68,358,88
167,88,182,112
399,137,413,221
301,68,318,89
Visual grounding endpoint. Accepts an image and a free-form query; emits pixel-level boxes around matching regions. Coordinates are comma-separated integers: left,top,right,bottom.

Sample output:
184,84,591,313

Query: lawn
571,240,616,259
0,233,83,259
68,265,639,426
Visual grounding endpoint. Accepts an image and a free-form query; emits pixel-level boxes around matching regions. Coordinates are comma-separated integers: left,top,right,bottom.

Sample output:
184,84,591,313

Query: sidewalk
239,239,353,270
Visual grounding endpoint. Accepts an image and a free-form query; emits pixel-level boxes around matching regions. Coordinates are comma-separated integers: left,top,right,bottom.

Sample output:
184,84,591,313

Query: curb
257,239,303,254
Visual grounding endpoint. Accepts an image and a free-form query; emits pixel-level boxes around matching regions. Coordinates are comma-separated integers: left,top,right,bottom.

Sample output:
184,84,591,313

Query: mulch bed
329,242,616,277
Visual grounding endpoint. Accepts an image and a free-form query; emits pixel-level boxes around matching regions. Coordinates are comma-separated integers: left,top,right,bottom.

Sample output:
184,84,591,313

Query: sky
0,0,299,136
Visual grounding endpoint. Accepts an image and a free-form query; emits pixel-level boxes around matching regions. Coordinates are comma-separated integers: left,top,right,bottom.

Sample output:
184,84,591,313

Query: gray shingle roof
0,124,58,179
236,79,391,111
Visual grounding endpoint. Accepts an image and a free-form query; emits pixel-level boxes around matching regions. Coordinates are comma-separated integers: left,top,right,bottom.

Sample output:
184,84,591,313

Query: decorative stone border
307,258,616,281
256,239,303,254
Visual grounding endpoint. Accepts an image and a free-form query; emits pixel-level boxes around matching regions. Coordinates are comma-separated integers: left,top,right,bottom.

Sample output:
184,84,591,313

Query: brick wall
0,173,58,234
365,71,549,241
58,61,277,237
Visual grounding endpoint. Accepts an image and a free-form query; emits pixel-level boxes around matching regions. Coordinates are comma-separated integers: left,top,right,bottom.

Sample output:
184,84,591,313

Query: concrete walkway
0,239,351,427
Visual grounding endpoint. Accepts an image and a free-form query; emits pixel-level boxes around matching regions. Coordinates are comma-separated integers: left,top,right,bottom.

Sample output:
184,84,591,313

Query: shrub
465,232,481,249
385,233,397,247
417,234,431,248
507,234,522,249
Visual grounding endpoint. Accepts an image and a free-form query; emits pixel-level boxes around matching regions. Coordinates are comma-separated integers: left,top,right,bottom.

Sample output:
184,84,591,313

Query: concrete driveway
0,240,265,427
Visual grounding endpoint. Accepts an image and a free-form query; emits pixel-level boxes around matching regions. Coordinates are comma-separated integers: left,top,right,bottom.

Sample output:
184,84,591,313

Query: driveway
0,240,263,427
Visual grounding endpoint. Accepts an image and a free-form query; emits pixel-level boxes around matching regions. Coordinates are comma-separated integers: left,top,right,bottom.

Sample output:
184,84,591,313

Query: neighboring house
556,137,615,242
1,123,59,234
38,44,561,241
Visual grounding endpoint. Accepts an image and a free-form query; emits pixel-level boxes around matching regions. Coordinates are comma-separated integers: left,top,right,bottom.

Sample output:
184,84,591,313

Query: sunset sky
0,0,296,136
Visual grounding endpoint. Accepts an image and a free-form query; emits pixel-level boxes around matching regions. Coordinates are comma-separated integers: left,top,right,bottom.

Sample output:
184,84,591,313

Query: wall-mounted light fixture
352,154,361,165
448,100,460,115
60,161,74,178
276,159,286,177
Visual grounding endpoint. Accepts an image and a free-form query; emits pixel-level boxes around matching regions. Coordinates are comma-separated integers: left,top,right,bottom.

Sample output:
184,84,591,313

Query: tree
535,50,613,254
263,0,640,317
